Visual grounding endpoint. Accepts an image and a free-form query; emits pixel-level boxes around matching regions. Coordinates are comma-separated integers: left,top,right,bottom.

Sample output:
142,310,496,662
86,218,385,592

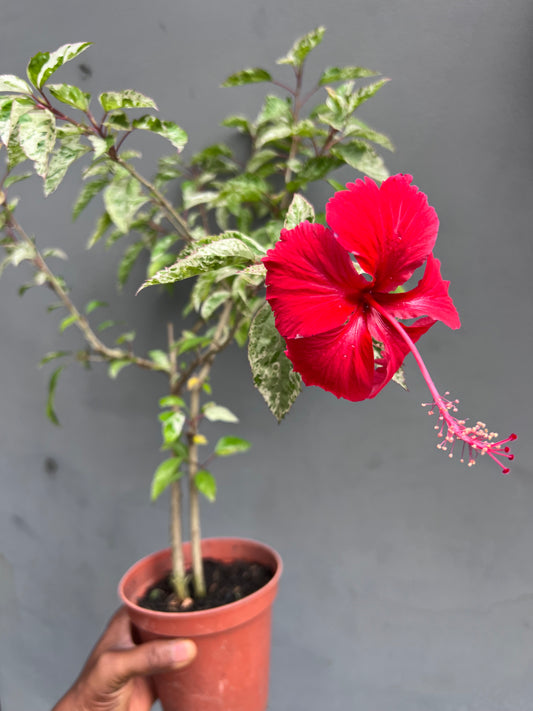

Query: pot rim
118,536,283,623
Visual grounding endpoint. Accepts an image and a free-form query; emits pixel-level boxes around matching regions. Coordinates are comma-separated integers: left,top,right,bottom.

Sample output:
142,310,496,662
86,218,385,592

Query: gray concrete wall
1,1,532,709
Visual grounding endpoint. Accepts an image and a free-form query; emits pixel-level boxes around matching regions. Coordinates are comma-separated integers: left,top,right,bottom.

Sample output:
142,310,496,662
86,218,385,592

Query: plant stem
114,157,193,243
167,322,188,600
173,300,238,394
185,298,234,597
170,478,188,600
281,67,304,208
187,384,205,597
3,208,155,369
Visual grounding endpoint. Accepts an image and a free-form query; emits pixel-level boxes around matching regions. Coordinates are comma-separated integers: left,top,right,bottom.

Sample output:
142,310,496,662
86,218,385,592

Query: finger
96,638,197,689
86,607,133,664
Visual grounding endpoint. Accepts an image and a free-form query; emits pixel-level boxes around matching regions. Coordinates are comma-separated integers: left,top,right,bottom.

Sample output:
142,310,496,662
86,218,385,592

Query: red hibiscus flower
264,174,460,401
264,174,516,473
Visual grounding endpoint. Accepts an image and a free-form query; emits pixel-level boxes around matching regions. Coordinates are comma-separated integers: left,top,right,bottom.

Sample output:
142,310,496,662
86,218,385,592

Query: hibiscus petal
374,255,461,330
326,174,439,291
263,221,367,338
368,314,436,399
284,306,376,402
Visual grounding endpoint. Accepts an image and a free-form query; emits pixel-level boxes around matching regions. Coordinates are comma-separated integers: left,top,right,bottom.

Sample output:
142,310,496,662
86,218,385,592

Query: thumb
99,638,197,687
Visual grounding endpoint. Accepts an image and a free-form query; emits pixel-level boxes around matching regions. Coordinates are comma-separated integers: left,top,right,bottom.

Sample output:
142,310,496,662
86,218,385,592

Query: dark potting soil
137,558,274,613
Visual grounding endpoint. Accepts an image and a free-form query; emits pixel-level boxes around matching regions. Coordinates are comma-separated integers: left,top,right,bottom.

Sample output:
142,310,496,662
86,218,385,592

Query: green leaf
6,132,29,171
42,247,68,261
331,142,389,182
97,320,115,331
255,124,292,149
256,95,292,125
221,115,251,134
85,299,108,314
117,241,144,288
156,154,182,183
194,470,217,503
202,402,239,423
137,238,256,291
73,177,110,220
277,27,325,68
200,290,230,320
159,395,186,409
0,75,32,94
284,194,315,230
162,411,186,444
217,174,268,208
47,83,90,111
290,119,318,138
103,111,130,131
3,171,32,188
17,109,56,176
18,282,36,296
27,42,92,89
349,79,390,110
82,160,112,179
108,359,131,379
87,211,112,248
0,97,14,142
115,330,136,345
327,178,345,192
87,135,114,158
245,148,277,174
221,68,272,87
2,97,35,146
214,436,251,457
44,136,90,195
176,333,210,355
148,254,175,278
46,366,64,425
59,314,79,333
286,155,343,191
182,183,219,210
248,302,302,421
319,66,378,85
55,125,84,140
148,349,171,372
99,90,157,111
343,117,394,151
223,231,266,256
132,115,188,151
392,364,407,390
372,339,407,391
0,96,29,147
103,174,149,233
8,242,35,267
190,142,233,169
150,457,184,501
38,351,70,367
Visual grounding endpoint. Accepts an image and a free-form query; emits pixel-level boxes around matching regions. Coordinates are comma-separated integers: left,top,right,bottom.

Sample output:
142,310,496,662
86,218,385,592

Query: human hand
51,606,196,711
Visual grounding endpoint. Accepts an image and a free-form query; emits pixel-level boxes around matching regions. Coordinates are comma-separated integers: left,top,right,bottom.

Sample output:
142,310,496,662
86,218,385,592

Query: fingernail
169,639,196,664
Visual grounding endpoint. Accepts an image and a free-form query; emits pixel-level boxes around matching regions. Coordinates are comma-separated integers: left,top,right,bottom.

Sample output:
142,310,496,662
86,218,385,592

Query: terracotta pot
118,537,282,711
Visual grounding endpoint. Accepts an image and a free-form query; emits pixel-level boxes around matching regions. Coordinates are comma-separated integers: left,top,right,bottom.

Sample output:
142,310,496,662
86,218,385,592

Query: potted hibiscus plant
0,27,515,711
